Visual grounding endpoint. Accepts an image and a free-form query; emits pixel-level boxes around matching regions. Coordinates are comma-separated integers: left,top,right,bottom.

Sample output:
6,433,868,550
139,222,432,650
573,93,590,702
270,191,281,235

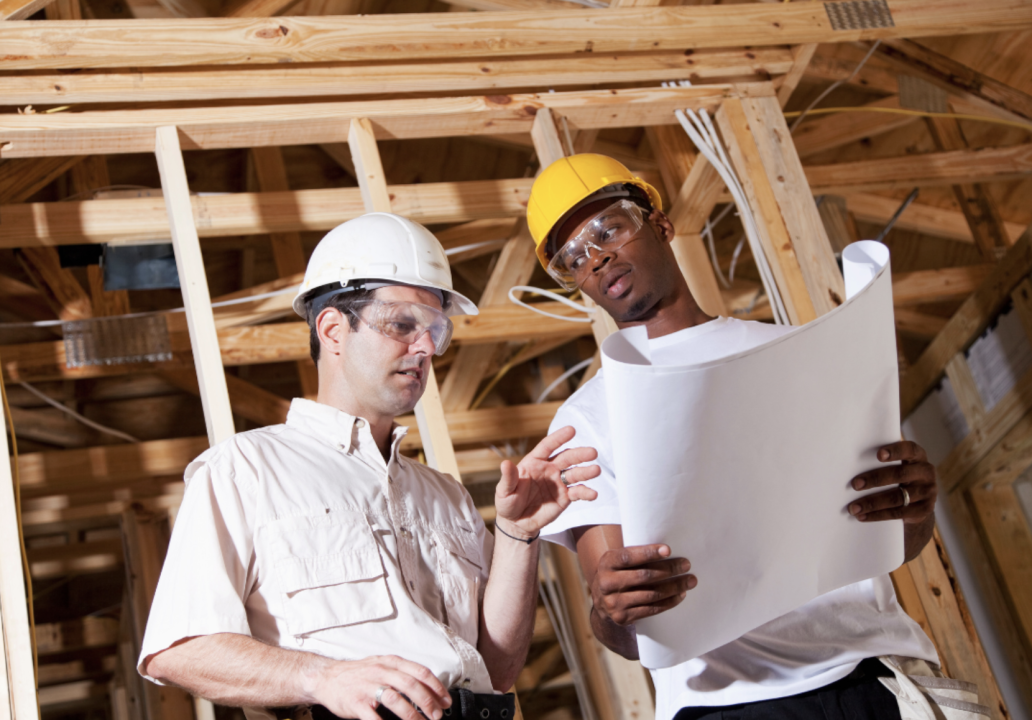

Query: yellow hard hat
526,153,663,269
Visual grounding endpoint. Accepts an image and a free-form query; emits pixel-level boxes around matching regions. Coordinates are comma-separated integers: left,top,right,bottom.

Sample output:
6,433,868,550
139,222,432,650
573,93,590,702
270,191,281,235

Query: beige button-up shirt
139,399,495,719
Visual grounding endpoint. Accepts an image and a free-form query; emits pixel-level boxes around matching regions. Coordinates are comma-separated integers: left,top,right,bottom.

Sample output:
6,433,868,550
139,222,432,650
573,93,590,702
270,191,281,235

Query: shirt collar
286,398,409,456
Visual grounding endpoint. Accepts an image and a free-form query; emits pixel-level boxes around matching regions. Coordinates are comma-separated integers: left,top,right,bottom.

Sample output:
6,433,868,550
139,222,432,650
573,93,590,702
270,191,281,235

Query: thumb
497,459,521,499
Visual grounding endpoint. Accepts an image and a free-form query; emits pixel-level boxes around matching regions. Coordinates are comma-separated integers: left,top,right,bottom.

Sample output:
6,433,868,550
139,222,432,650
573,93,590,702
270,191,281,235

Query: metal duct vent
898,75,949,114
824,0,895,30
63,315,172,368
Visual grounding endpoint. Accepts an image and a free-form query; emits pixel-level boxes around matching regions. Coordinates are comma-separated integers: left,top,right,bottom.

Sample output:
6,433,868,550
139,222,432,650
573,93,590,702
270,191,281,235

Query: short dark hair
306,286,376,364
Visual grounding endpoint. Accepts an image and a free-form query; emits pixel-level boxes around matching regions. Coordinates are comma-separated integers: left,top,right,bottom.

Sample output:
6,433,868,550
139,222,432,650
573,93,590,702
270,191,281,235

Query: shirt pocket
434,525,484,646
261,512,395,638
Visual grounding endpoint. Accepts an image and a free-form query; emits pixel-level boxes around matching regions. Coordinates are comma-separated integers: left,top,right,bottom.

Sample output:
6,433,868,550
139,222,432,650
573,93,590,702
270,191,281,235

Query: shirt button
356,419,366,429
400,527,411,538
409,580,415,590
461,679,471,689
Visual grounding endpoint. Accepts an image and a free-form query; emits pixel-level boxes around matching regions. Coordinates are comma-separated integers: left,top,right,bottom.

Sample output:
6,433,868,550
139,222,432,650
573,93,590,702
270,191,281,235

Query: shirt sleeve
540,379,622,551
138,450,258,683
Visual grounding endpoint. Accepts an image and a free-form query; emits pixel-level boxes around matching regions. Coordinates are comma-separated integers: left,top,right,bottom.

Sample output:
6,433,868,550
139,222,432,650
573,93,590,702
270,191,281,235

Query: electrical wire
506,286,593,323
535,357,594,405
783,105,1032,133
789,40,881,133
17,382,140,444
0,351,40,705
668,81,789,324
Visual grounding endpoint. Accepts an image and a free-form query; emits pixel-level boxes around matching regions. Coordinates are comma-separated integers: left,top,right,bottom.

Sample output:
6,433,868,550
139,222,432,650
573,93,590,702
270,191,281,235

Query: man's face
554,199,678,323
338,285,442,418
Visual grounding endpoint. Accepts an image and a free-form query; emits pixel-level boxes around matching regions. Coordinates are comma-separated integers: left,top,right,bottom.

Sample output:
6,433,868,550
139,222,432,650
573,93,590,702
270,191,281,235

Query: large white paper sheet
601,241,903,669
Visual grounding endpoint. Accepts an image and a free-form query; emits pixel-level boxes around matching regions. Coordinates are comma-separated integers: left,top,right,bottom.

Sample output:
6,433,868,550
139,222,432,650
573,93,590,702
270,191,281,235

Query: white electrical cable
728,235,746,284
0,285,300,330
671,104,788,325
17,381,140,444
507,286,594,323
535,357,594,405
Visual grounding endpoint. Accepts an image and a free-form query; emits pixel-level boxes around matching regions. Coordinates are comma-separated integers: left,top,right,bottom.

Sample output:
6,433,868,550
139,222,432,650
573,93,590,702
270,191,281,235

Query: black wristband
495,522,539,545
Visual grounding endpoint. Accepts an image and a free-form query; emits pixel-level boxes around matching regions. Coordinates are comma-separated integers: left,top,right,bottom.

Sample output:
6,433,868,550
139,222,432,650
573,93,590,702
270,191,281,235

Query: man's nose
409,329,436,356
589,249,616,273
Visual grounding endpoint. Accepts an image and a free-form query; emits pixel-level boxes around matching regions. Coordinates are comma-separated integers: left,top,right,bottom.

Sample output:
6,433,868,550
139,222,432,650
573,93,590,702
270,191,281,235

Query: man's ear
649,209,676,243
316,307,349,359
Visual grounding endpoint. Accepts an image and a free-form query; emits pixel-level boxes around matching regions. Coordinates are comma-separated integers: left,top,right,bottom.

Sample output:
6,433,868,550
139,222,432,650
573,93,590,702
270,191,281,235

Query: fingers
552,445,599,469
848,485,934,523
597,557,692,594
375,667,449,720
567,484,599,502
496,459,520,498
876,440,928,464
602,581,695,625
530,425,577,460
603,544,674,570
852,460,935,491
561,464,601,486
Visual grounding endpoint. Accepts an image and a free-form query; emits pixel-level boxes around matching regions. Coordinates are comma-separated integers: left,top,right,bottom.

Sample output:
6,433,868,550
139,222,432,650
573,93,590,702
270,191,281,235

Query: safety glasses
546,199,646,290
348,299,454,356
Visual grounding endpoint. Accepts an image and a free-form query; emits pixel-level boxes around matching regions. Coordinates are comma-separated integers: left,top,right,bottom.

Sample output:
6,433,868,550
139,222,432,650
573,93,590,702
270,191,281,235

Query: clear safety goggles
349,299,454,356
546,199,646,290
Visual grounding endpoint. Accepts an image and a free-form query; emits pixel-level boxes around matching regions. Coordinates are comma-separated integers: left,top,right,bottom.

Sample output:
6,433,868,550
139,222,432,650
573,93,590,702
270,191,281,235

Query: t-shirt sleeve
540,381,622,551
138,452,257,683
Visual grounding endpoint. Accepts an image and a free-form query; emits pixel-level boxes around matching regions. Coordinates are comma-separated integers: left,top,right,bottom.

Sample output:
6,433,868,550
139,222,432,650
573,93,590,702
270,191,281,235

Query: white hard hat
292,213,478,319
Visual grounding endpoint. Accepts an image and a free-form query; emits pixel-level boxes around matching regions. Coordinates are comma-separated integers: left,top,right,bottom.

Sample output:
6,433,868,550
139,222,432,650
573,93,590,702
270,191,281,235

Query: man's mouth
397,367,423,381
601,266,631,299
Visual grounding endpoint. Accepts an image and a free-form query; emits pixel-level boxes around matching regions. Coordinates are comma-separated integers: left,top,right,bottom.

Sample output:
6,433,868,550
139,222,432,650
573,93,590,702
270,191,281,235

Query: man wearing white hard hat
138,213,599,720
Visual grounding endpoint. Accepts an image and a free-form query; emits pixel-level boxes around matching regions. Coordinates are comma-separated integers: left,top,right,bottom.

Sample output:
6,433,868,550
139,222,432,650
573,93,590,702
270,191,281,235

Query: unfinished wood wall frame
0,23,1025,711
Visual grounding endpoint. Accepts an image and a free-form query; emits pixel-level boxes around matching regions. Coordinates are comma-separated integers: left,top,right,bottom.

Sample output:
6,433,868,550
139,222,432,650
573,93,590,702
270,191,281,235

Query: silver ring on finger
560,468,570,485
900,486,911,507
375,686,389,706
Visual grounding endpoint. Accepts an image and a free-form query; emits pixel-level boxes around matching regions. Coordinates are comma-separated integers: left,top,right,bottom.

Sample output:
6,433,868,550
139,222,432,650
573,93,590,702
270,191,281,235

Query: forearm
589,606,639,659
144,633,328,707
904,514,935,563
478,527,540,692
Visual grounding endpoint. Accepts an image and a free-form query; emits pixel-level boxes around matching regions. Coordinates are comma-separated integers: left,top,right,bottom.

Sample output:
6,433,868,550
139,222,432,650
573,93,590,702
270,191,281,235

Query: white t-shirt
541,317,938,720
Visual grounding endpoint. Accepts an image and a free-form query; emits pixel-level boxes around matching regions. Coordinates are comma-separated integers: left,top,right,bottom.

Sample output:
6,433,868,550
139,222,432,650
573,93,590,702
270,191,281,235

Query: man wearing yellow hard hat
531,155,944,720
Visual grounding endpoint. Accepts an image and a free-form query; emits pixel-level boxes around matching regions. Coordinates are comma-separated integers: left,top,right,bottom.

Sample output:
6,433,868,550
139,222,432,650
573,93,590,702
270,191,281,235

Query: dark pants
310,689,515,720
672,658,901,720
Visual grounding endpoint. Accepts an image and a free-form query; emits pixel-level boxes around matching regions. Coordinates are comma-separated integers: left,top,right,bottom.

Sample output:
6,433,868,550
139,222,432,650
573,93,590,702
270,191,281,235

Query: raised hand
494,425,599,540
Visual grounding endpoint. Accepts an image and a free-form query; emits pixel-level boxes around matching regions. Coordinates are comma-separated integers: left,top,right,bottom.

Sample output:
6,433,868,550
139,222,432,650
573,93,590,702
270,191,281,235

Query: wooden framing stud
154,125,235,446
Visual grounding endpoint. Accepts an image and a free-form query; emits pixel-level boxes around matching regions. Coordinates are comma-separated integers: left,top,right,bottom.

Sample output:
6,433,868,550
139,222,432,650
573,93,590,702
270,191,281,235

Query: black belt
278,689,515,720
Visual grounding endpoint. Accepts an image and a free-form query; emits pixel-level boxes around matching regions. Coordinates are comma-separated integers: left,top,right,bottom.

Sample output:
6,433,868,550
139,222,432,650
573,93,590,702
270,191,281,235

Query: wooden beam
0,48,794,107
892,265,995,307
716,97,815,325
159,369,290,428
27,538,123,580
0,86,740,158
250,146,318,399
0,156,84,204
5,404,93,447
900,227,1032,417
223,0,297,18
926,116,1012,260
17,248,93,321
0,179,534,247
804,144,1032,196
0,0,54,20
0,394,40,719
894,308,947,340
845,193,1026,245
4,0,1030,70
776,43,817,108
877,38,1032,124
155,125,235,446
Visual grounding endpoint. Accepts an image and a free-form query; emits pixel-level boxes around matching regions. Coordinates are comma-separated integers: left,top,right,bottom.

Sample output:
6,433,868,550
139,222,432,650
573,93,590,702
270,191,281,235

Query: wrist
297,654,332,705
494,517,539,544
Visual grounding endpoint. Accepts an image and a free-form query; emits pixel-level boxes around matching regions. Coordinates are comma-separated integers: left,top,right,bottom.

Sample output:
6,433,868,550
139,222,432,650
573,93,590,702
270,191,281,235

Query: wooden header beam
0,48,793,107
2,0,1030,70
0,85,744,158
